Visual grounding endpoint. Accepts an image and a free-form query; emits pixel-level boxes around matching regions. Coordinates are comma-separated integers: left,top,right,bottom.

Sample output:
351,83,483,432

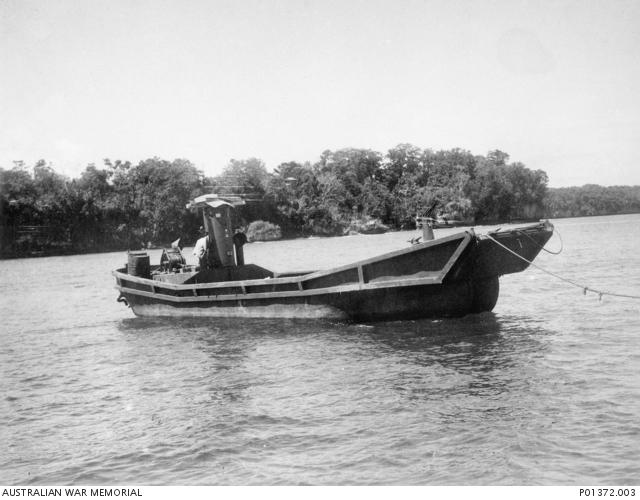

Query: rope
485,233,640,301
517,227,564,255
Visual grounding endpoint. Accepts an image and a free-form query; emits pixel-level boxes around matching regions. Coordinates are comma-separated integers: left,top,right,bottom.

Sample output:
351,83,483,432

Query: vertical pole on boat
423,219,434,241
420,200,438,241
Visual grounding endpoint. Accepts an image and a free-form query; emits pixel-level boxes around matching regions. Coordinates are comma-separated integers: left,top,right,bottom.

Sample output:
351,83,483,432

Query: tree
358,178,391,221
217,158,269,198
315,148,384,216
384,144,425,191
214,158,270,224
264,161,321,235
487,149,510,166
130,158,203,243
0,166,37,226
465,156,548,222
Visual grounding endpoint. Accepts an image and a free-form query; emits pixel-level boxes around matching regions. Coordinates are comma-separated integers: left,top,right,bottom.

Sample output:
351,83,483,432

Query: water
1,214,639,485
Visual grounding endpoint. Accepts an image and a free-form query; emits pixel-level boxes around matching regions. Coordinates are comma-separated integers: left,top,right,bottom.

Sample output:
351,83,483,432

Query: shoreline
2,212,638,261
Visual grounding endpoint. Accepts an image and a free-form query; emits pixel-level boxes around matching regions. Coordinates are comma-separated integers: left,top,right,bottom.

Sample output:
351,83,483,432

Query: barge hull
120,277,499,321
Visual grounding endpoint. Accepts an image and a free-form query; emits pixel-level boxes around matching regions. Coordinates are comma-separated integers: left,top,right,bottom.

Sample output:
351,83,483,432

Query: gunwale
114,274,446,303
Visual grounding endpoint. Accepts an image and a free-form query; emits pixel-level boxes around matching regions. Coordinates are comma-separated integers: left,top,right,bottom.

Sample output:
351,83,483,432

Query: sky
1,0,639,187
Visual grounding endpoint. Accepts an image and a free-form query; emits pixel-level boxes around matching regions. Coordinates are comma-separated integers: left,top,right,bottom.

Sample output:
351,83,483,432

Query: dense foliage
544,185,640,218
1,146,637,257
246,220,283,242
1,158,206,256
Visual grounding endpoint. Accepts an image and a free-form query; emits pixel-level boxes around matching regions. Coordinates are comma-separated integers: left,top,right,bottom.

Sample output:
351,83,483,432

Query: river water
1,214,639,485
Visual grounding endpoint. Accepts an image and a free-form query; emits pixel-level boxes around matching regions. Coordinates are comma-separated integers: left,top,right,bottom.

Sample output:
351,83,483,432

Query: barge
113,194,554,321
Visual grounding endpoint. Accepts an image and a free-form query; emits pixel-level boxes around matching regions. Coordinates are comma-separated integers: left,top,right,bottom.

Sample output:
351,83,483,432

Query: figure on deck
193,226,209,269
193,224,225,270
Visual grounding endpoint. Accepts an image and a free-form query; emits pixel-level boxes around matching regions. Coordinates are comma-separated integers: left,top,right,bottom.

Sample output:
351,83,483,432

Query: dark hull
119,276,500,321
113,221,553,321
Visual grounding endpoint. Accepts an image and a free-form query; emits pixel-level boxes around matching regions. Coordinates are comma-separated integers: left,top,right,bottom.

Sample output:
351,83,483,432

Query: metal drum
128,251,150,278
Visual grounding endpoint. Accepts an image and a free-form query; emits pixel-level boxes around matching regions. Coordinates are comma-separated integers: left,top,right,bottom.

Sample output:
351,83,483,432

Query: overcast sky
1,0,639,187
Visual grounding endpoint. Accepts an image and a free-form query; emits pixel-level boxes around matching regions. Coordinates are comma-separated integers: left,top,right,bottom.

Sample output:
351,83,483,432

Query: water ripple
1,215,639,484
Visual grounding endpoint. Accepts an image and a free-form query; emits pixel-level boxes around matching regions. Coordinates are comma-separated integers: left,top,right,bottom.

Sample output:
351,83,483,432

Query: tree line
544,184,640,218
1,145,638,257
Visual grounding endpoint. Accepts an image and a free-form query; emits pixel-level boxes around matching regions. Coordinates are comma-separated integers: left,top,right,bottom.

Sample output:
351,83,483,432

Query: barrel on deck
128,251,150,278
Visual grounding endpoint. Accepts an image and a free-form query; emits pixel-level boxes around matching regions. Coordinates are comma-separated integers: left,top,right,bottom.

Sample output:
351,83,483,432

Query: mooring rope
485,233,640,301
517,227,564,255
